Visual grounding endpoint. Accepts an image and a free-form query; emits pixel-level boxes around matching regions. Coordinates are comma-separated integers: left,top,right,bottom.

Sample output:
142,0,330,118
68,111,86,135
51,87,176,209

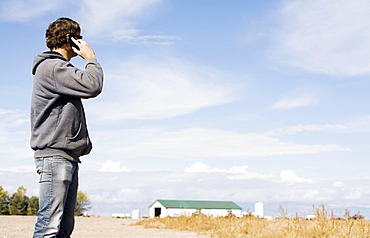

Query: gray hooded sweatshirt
31,51,103,162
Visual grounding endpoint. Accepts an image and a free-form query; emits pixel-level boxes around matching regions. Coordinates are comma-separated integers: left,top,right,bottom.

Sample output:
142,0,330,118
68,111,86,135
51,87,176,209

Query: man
30,17,103,237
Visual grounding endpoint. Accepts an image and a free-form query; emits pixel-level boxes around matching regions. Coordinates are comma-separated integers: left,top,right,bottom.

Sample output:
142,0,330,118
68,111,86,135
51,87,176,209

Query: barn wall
201,209,242,217
166,208,197,217
149,201,242,218
149,201,166,218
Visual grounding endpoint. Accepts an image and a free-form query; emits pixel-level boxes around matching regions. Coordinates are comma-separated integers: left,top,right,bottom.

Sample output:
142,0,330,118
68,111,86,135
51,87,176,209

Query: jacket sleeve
53,58,104,99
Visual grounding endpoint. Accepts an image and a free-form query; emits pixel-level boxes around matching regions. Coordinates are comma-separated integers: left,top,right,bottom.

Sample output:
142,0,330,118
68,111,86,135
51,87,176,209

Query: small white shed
149,199,242,218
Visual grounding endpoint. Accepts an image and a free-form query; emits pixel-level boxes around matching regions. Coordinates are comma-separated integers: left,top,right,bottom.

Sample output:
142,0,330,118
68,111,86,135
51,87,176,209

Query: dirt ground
0,216,209,238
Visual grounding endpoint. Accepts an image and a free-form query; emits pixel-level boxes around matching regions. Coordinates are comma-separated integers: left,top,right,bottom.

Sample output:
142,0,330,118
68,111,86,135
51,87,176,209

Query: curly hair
46,17,81,50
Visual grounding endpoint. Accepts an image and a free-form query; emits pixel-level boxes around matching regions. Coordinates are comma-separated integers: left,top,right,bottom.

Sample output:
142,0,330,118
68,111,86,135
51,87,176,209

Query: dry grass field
1,206,369,238
136,207,370,238
137,216,370,238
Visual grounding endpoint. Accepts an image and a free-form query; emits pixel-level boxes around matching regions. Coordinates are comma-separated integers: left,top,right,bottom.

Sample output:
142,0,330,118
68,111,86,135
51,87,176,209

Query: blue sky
1,0,370,217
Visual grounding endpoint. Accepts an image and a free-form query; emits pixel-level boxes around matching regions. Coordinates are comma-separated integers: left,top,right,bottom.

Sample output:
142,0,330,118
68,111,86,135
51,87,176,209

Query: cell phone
68,36,80,50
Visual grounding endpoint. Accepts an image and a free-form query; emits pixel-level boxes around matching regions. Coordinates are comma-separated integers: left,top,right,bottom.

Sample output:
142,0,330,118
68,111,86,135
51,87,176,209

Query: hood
32,51,67,75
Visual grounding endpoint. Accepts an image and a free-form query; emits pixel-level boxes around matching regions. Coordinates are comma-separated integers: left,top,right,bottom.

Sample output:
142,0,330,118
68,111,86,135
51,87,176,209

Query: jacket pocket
64,122,90,156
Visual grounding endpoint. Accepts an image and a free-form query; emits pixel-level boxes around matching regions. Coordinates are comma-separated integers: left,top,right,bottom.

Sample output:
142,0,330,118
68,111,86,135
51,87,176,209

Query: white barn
149,199,242,218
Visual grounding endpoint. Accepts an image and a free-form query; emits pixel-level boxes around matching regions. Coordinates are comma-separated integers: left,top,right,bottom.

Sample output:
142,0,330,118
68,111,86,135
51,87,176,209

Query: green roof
153,200,242,210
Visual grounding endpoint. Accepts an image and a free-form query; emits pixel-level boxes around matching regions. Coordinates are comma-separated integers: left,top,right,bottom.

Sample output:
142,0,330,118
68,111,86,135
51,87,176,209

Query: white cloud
344,189,364,200
87,58,238,120
0,109,28,128
271,123,347,135
333,181,345,188
119,188,138,194
184,162,273,181
0,0,170,45
275,0,370,75
227,171,274,181
89,191,111,202
112,29,180,45
90,188,139,203
78,0,160,33
0,109,31,161
77,0,169,44
272,115,370,135
345,115,370,133
269,115,370,135
98,160,131,172
270,94,318,110
185,162,212,173
4,170,370,218
280,170,312,184
184,161,242,173
0,0,62,22
0,165,35,173
116,128,349,159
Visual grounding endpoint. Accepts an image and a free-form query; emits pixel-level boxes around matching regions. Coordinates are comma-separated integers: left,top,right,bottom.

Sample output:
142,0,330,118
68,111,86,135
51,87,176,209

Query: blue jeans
33,156,79,238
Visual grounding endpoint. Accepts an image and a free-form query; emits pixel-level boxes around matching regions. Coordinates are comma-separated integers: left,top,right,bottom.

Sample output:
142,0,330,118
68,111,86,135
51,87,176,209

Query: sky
1,0,370,218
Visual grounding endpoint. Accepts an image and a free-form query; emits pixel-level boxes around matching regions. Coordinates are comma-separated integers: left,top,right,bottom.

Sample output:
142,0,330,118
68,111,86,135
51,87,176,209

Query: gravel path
0,216,210,238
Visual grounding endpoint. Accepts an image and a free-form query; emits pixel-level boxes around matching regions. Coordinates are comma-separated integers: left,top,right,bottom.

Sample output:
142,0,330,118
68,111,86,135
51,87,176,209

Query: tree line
0,186,90,216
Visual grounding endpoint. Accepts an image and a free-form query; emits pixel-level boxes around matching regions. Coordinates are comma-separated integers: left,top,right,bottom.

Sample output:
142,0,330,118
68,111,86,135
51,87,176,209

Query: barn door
155,207,161,217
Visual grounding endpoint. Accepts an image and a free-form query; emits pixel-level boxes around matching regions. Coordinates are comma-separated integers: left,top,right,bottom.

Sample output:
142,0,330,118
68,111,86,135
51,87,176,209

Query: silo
132,209,140,219
254,201,263,218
